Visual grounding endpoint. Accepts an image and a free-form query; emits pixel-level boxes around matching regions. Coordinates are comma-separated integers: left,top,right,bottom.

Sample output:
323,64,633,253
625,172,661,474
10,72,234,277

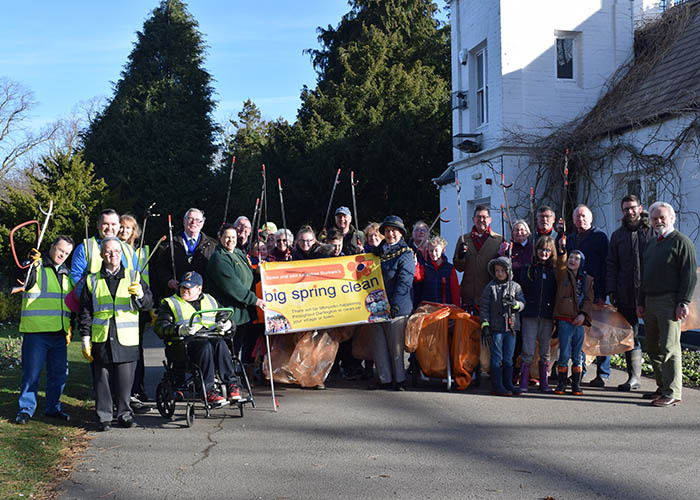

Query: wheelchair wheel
191,365,210,418
185,403,196,427
156,380,176,419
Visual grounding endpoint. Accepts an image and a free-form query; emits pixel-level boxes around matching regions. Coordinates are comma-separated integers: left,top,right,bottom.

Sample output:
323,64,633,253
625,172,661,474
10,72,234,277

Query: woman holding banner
368,216,415,391
206,224,266,359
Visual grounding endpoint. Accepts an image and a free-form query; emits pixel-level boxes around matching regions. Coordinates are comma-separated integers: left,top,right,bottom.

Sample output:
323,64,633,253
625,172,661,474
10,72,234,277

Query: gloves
81,336,93,362
29,248,41,263
128,281,144,299
503,295,519,311
457,244,467,259
480,324,492,348
216,319,232,333
66,325,72,347
179,324,202,337
149,309,158,326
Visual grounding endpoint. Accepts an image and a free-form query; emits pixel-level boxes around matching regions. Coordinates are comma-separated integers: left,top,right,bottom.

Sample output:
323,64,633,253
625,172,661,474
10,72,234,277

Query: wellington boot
490,366,511,396
571,366,584,396
617,350,642,391
554,366,568,395
503,364,520,395
519,362,530,393
539,361,553,392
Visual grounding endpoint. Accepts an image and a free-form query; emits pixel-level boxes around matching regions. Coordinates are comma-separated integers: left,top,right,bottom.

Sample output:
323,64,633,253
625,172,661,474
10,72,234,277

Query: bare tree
0,77,59,181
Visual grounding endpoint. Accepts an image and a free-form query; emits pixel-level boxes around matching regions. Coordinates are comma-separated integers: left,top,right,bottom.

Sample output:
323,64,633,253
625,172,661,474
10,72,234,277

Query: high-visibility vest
84,237,134,274
163,293,219,330
86,269,139,345
20,264,73,333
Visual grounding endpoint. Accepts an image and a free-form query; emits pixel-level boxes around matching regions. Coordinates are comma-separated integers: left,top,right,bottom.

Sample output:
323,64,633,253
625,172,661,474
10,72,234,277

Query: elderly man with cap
155,271,242,406
79,237,153,431
15,235,75,425
367,215,415,391
334,206,365,256
638,202,697,407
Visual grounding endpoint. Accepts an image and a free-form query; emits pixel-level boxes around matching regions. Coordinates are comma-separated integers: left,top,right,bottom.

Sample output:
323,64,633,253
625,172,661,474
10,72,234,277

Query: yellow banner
260,254,391,334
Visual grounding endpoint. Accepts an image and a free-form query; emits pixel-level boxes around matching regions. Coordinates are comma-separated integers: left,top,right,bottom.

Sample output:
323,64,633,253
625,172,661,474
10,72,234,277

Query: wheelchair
155,308,255,427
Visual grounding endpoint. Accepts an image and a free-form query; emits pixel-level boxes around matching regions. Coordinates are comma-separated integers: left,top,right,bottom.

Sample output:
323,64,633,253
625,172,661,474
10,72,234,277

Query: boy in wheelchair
155,271,242,407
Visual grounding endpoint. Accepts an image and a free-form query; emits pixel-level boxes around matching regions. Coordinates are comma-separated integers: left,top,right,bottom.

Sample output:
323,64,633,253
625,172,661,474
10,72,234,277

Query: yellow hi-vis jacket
163,293,219,331
20,263,73,333
86,268,140,345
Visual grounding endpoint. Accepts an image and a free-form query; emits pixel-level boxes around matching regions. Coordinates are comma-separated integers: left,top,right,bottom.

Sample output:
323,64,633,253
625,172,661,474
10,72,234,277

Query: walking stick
167,214,177,284
322,168,342,235
277,178,288,245
350,171,359,230
222,156,236,225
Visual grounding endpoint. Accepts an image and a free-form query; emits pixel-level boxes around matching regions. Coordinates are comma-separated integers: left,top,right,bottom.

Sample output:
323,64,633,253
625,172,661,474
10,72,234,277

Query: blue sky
0,1,354,129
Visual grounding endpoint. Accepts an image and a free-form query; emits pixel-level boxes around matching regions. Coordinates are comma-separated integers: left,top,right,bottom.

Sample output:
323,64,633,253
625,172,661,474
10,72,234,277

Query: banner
260,254,390,334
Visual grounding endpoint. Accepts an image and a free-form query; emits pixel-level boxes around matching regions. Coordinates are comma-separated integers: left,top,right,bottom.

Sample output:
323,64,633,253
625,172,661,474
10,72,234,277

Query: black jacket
606,215,655,308
519,262,557,320
154,231,217,300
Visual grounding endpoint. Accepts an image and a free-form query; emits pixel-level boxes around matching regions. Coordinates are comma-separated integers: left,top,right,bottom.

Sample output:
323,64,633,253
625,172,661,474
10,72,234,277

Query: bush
0,334,22,371
611,349,700,388
0,292,21,322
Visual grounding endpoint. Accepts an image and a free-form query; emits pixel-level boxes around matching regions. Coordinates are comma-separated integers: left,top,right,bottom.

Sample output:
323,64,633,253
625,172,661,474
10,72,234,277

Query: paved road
58,330,700,500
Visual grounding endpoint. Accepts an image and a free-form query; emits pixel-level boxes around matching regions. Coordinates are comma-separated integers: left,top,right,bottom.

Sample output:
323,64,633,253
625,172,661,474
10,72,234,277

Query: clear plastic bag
583,304,634,356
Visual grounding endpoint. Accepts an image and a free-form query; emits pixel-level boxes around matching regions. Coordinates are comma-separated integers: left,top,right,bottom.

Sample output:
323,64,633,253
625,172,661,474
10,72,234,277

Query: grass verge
0,323,94,499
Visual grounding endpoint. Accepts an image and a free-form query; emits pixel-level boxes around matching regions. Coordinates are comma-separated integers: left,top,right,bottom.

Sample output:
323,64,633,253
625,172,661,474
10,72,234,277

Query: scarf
470,225,491,251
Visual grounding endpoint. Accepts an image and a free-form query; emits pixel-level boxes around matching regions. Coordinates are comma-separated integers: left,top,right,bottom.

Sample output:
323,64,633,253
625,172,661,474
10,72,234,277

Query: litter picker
222,156,236,225
427,207,449,235
560,149,570,234
529,187,535,245
350,171,359,230
10,200,54,293
455,177,466,253
167,214,177,284
262,164,268,228
322,168,341,234
277,178,288,244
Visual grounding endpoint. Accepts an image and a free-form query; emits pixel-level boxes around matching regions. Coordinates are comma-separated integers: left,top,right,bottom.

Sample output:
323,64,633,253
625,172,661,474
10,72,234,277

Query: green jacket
206,245,257,326
641,230,697,305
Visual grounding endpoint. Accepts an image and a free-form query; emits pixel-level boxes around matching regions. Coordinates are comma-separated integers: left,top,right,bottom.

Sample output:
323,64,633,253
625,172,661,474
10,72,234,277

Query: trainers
227,384,242,401
15,412,30,425
130,396,152,414
206,391,228,408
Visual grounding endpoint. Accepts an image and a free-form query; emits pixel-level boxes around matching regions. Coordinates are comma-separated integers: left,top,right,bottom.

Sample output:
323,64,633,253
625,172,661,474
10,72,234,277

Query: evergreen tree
81,0,217,236
271,0,451,232
0,151,108,278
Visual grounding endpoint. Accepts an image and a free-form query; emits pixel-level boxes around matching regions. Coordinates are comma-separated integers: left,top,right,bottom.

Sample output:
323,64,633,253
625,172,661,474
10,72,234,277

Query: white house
437,0,700,258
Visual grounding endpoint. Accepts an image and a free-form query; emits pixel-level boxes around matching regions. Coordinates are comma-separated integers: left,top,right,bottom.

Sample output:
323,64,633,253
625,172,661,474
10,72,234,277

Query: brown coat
553,252,594,325
452,231,503,309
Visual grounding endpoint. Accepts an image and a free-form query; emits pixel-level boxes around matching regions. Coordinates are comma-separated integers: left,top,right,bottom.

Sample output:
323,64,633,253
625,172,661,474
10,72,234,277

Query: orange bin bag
583,304,634,356
405,302,452,353
289,330,340,388
681,268,700,330
450,309,481,390
352,324,375,361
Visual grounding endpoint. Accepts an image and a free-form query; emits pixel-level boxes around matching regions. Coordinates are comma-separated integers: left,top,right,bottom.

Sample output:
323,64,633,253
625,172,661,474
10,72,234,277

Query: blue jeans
557,321,584,368
491,331,516,369
18,334,68,417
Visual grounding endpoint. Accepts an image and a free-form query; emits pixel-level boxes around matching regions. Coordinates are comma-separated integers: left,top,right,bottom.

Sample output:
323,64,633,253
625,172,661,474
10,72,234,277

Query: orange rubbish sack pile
405,302,481,390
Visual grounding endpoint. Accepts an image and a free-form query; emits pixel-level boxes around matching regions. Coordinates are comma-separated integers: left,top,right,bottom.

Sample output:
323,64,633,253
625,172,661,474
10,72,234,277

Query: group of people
13,193,697,429
462,196,696,407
